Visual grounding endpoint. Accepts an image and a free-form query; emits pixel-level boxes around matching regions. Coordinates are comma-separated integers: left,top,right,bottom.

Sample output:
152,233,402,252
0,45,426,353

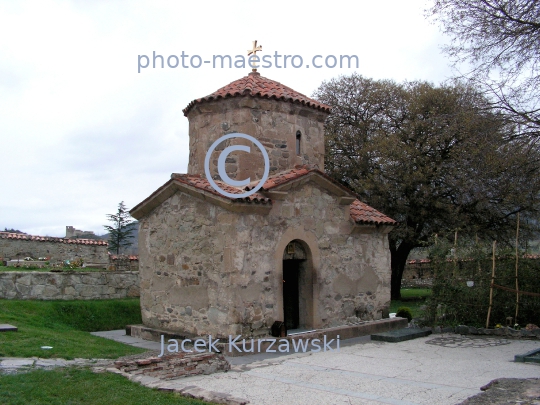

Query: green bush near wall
423,242,540,328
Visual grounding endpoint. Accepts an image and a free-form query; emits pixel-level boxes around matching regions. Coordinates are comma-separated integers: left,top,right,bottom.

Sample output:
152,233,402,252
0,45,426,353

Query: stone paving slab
425,336,511,348
112,334,540,405
90,329,161,350
0,324,18,332
0,357,110,375
515,348,540,364
371,328,432,343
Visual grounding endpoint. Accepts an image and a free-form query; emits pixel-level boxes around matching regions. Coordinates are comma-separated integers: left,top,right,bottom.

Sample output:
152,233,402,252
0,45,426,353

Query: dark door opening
283,259,301,330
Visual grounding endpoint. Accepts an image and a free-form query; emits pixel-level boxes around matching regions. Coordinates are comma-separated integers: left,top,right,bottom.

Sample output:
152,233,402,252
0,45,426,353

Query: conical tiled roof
183,72,331,116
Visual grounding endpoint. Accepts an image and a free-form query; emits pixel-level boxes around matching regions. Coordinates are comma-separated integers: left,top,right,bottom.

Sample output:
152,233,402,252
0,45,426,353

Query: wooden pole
452,230,458,277
476,233,482,276
486,240,496,328
515,212,520,323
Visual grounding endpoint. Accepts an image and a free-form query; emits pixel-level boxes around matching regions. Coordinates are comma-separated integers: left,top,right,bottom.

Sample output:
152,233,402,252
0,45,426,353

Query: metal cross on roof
247,40,262,72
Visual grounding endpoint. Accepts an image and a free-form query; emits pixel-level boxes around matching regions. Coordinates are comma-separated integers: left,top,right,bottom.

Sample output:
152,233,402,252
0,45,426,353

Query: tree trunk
390,241,415,300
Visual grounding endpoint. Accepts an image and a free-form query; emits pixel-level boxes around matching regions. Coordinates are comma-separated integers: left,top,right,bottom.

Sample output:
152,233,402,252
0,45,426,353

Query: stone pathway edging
0,357,111,375
104,366,250,405
454,325,540,338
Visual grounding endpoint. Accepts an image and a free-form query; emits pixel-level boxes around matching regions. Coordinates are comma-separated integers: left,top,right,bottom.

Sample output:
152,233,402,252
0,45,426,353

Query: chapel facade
130,72,395,338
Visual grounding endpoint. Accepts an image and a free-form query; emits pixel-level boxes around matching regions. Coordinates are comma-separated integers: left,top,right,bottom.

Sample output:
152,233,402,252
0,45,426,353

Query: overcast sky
0,0,453,237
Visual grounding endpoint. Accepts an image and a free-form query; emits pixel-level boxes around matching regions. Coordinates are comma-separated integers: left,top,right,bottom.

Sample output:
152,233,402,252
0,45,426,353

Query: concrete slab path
128,333,539,405
11,329,534,405
91,329,161,351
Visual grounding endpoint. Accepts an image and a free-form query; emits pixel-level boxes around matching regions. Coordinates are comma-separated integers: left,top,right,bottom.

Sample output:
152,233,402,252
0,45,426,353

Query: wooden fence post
515,212,520,323
486,240,496,329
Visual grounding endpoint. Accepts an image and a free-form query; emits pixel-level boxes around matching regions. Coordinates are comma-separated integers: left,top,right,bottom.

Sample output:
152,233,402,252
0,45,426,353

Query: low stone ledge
446,325,540,339
0,271,139,300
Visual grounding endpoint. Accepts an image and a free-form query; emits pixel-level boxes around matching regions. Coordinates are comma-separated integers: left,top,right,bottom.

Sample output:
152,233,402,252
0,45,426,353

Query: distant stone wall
0,271,139,300
0,233,108,264
108,255,139,271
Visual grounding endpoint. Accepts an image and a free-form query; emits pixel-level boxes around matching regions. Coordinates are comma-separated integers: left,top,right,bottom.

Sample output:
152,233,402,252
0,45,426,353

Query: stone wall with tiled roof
0,232,107,245
183,72,331,116
0,232,108,263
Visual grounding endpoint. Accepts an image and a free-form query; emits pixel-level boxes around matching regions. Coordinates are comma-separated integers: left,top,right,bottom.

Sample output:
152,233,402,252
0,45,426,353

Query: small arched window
296,130,301,156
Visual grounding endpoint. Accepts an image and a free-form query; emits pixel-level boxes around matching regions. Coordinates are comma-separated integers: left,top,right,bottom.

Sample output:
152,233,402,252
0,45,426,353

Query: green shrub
423,240,540,327
396,306,413,322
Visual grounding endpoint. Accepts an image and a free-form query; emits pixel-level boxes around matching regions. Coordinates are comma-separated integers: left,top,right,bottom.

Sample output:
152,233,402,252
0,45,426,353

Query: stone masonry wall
138,180,391,338
186,97,327,182
0,271,140,300
0,236,108,263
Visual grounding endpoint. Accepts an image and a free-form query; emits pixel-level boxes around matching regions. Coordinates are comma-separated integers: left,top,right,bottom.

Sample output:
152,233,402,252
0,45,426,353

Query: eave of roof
130,168,395,226
130,175,272,220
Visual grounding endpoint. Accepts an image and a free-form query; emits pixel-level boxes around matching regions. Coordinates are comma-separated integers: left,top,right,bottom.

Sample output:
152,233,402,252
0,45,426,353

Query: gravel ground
459,378,540,405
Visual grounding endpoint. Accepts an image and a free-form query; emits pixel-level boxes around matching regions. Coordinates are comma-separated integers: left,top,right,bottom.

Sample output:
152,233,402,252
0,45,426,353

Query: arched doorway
282,240,312,331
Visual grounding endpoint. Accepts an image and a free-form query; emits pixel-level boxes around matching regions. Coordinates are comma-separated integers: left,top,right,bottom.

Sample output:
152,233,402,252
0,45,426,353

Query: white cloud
0,0,452,237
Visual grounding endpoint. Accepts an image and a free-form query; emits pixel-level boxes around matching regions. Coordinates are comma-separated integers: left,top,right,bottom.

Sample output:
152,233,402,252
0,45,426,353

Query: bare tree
428,0,540,139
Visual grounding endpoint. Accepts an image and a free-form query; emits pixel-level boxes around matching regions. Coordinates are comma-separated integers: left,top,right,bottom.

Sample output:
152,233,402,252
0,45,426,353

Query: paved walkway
3,330,539,405
91,329,162,351
0,357,110,375
106,332,540,405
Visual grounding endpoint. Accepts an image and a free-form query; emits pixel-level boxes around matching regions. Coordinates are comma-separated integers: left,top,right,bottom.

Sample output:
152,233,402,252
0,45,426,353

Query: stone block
0,324,18,332
371,328,432,343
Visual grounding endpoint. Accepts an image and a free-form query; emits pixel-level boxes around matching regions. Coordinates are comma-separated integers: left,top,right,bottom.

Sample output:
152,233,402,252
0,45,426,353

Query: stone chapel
130,71,396,339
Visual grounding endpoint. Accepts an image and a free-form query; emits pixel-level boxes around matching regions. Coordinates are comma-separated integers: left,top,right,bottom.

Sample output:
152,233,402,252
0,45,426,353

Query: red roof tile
183,72,331,116
139,169,395,226
248,166,395,225
246,165,355,195
0,232,108,245
349,200,396,226
253,165,312,190
171,173,271,204
109,254,139,261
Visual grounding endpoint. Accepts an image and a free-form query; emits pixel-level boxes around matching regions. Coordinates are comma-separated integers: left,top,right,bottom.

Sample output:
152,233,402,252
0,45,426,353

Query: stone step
0,324,17,332
371,328,432,343
514,348,540,364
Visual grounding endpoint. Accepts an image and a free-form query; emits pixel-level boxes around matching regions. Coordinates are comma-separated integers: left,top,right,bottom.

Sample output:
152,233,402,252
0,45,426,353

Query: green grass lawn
0,367,210,405
390,288,432,319
0,299,146,359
